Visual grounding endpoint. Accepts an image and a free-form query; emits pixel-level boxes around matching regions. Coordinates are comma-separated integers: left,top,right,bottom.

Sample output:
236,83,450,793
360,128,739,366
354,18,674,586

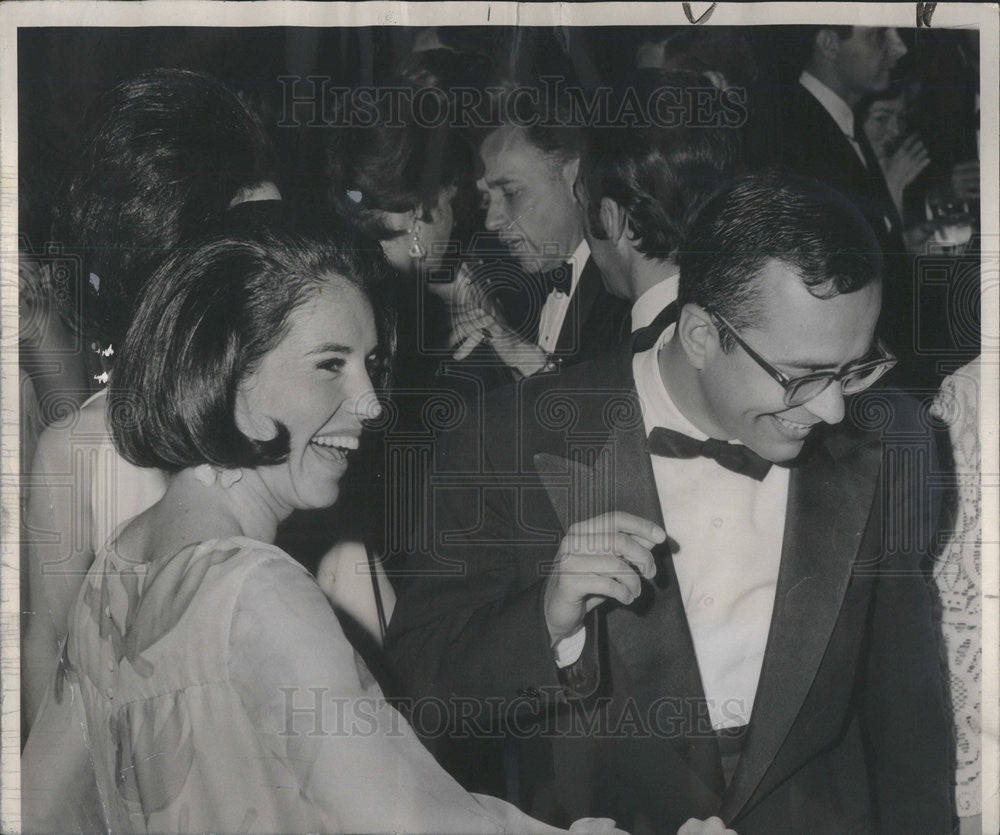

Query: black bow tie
543,263,573,295
646,427,772,481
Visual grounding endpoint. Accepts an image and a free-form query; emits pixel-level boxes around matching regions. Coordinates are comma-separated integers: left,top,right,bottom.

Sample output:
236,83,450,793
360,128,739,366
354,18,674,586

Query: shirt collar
568,237,590,289
631,268,680,332
799,70,856,139
633,324,709,442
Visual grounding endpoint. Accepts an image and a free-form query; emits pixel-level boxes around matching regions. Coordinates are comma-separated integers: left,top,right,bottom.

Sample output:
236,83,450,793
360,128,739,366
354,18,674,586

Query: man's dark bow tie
543,263,573,294
646,427,772,481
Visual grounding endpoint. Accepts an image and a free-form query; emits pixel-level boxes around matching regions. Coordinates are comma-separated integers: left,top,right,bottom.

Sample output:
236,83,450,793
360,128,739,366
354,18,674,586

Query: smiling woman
108,222,393,480
22,218,616,835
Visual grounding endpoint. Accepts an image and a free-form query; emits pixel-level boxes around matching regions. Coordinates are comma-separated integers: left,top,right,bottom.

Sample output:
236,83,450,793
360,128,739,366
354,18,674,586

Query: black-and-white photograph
3,3,997,833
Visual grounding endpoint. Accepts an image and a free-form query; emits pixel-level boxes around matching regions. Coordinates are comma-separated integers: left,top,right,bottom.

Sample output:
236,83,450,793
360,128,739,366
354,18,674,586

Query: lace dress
930,358,982,819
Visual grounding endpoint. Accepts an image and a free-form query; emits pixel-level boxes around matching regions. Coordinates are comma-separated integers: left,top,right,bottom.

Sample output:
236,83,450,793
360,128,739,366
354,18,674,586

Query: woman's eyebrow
308,342,352,356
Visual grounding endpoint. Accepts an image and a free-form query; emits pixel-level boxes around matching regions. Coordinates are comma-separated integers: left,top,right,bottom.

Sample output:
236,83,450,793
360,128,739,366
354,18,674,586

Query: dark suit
542,255,630,367
775,82,928,385
777,82,903,254
385,341,951,834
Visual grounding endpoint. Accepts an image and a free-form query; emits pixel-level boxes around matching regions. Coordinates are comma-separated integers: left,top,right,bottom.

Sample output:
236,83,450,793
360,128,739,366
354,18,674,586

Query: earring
192,464,244,488
408,221,426,260
219,468,244,488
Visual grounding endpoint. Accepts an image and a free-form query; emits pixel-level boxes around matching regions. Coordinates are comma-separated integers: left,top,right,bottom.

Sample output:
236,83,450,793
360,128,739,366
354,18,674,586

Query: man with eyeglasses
386,174,950,834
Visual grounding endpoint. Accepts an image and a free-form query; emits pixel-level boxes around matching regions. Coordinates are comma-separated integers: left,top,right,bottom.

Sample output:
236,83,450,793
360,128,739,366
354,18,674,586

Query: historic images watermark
279,686,749,741
277,75,750,130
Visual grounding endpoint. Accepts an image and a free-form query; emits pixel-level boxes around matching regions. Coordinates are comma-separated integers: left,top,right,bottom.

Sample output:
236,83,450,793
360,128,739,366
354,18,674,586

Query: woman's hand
568,817,628,833
451,304,548,376
882,134,930,212
445,261,495,353
677,816,737,834
447,266,551,377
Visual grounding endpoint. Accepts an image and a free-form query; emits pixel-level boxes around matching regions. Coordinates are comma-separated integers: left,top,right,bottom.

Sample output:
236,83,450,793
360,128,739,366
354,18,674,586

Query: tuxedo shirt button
712,517,723,528
106,658,115,672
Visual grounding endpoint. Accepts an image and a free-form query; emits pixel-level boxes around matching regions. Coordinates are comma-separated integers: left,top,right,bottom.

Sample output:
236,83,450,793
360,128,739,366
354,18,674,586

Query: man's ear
599,197,628,245
561,156,581,194
815,29,843,62
675,303,717,371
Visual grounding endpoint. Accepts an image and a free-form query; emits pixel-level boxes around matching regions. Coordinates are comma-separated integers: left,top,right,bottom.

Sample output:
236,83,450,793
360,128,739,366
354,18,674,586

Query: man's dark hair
474,79,584,169
677,174,882,351
50,68,277,350
797,25,855,71
577,69,741,261
109,220,395,473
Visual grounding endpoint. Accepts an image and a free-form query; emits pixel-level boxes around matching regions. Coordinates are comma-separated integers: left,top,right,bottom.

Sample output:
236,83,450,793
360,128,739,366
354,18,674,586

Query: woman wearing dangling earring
323,50,533,391
311,59,478,643
23,69,280,731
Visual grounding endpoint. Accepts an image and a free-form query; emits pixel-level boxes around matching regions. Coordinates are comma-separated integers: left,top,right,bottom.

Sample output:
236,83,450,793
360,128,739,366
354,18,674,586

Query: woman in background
858,83,940,253
309,53,546,632
23,68,279,727
325,50,549,388
931,357,986,835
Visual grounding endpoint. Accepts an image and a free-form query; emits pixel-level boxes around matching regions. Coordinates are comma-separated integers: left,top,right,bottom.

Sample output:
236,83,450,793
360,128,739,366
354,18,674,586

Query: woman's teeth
312,435,359,450
311,435,359,462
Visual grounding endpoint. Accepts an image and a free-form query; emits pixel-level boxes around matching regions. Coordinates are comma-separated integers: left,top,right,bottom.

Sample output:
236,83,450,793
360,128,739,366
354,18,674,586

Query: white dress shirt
555,327,789,730
799,71,868,167
537,238,590,353
630,268,680,332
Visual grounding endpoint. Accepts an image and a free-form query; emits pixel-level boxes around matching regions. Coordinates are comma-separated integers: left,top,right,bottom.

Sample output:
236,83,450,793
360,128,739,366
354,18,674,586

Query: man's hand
544,512,665,644
677,816,737,834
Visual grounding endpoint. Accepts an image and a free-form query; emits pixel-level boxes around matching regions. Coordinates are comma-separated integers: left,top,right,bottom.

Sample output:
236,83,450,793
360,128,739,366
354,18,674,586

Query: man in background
576,69,740,340
469,81,630,372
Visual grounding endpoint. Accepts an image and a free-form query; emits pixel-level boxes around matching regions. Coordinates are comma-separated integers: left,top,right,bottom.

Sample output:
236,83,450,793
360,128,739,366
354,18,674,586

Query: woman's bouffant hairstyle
678,174,882,351
50,68,277,350
324,74,475,242
108,221,395,473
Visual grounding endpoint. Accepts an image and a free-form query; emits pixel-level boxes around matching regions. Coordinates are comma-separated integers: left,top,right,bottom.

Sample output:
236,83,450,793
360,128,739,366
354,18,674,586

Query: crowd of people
18,23,984,835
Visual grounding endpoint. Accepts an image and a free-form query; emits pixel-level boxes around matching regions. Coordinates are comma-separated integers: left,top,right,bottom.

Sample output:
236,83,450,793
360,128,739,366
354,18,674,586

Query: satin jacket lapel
721,437,882,820
596,381,725,799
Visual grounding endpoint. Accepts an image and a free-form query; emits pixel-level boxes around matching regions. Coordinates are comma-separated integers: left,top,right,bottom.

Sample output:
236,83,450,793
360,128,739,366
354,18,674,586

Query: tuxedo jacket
546,255,631,367
777,83,903,254
385,343,951,834
775,83,928,380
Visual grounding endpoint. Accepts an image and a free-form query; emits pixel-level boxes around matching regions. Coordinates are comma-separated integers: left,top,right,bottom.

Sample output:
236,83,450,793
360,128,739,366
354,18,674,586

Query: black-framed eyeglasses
710,311,897,408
